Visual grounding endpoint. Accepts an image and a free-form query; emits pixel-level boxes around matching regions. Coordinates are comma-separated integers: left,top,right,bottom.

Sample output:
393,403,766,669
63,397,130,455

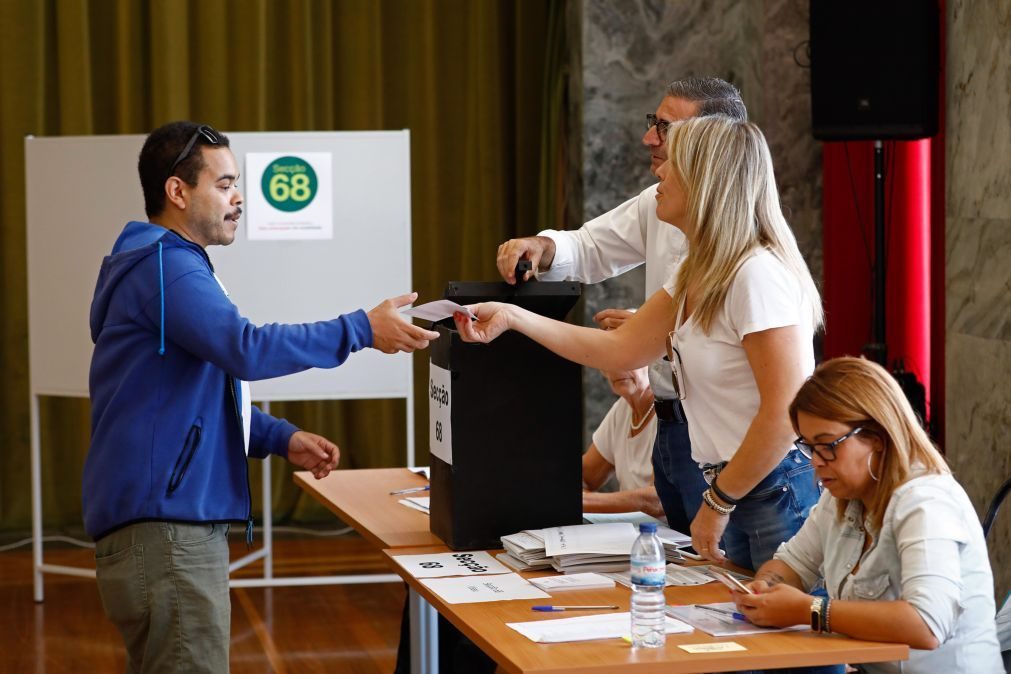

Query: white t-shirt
538,183,687,399
591,397,657,490
662,250,815,465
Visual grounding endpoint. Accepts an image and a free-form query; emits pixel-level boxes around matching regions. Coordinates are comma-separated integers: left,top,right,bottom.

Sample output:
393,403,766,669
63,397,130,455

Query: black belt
654,398,687,424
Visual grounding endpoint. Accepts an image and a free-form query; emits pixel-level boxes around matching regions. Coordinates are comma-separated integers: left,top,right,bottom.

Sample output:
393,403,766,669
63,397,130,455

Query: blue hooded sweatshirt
83,221,373,540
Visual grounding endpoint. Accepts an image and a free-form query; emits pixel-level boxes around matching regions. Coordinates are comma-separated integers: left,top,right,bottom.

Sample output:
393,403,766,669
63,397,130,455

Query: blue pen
532,605,619,612
693,604,748,621
390,485,431,495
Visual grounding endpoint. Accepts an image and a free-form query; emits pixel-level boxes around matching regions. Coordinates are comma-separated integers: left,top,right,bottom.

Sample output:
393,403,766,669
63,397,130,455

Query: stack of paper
500,530,552,571
507,611,692,644
543,523,638,574
655,526,692,563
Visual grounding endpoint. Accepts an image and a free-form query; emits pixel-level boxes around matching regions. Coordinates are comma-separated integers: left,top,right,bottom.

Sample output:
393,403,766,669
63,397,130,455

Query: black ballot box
428,281,584,550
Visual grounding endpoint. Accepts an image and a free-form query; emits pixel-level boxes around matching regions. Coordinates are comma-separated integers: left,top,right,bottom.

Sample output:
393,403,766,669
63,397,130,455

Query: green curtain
0,0,570,533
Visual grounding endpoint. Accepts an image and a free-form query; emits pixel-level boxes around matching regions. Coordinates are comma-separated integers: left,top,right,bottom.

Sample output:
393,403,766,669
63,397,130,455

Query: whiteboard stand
27,130,414,601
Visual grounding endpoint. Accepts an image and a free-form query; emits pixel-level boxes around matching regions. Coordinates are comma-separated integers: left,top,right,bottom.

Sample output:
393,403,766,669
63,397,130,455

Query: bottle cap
638,522,657,533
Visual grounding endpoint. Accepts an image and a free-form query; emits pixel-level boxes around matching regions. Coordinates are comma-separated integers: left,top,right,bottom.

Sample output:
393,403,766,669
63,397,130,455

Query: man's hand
452,303,512,343
732,581,810,628
368,292,440,354
496,236,556,284
287,431,340,480
593,308,636,330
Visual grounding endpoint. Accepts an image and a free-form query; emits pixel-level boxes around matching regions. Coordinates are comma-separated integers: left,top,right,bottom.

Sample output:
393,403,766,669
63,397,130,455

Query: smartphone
677,545,724,561
708,566,754,594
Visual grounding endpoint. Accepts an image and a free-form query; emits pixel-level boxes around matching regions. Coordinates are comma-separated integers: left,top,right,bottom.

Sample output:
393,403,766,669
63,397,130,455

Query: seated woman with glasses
732,357,1003,673
582,364,664,520
453,114,822,571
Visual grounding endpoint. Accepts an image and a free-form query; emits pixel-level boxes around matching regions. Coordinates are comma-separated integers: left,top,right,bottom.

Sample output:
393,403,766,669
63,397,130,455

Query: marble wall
946,0,1011,600
577,0,821,441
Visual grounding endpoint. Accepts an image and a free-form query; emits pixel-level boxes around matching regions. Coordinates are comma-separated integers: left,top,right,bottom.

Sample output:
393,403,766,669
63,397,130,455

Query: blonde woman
454,115,822,570
732,357,1002,673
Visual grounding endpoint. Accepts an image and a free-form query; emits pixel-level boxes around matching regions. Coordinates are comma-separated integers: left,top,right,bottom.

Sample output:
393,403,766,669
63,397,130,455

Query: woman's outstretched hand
453,302,512,343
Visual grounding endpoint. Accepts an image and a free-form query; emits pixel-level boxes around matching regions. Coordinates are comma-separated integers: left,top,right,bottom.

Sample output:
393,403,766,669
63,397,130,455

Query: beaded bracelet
702,488,736,515
823,598,832,633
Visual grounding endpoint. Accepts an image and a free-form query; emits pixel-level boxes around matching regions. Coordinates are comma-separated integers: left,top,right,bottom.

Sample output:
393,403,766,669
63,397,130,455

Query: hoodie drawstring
158,241,165,356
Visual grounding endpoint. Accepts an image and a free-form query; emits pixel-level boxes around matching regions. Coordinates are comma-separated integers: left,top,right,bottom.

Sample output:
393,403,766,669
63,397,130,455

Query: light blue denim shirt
774,472,1003,673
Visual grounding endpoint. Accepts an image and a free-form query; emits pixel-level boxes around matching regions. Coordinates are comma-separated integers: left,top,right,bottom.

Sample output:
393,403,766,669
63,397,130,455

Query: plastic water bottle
630,521,666,648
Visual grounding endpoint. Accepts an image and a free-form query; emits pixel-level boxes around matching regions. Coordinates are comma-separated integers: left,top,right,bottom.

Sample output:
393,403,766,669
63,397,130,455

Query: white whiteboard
26,130,412,401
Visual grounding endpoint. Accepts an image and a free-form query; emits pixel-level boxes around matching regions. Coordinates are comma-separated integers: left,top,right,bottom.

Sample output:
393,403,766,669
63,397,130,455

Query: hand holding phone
707,566,755,594
677,544,724,561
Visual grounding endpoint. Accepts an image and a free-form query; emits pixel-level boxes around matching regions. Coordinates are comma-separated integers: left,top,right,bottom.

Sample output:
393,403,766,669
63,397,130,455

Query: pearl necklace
629,398,656,432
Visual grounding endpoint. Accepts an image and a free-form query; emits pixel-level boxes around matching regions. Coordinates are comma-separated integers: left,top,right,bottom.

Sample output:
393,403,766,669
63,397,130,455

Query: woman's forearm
826,600,939,650
711,408,795,500
582,487,665,518
753,559,805,590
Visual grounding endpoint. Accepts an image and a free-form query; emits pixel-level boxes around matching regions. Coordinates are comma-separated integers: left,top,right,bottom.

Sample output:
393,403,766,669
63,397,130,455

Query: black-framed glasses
646,113,672,141
794,426,865,462
663,330,686,401
168,124,221,179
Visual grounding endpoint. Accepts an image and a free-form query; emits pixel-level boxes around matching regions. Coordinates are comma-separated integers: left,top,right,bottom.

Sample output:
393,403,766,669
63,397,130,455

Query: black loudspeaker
810,1,939,140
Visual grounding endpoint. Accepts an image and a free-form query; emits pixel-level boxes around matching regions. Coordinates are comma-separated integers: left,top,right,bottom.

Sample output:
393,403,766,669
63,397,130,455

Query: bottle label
631,561,666,586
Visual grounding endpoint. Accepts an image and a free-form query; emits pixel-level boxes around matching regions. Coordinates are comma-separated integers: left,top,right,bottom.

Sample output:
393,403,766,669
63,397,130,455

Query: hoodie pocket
167,420,203,495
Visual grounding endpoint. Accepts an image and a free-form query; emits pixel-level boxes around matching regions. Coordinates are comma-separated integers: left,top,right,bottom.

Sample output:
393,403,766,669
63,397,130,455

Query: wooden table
385,546,909,674
294,468,444,674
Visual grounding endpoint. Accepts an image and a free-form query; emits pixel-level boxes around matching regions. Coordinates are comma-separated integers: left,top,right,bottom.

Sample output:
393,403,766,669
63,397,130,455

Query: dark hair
138,121,231,218
668,77,748,122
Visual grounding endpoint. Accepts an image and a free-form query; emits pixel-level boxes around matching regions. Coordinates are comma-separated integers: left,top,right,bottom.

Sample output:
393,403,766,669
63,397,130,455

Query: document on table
582,511,663,527
401,300,476,322
398,497,430,514
507,611,693,643
421,572,550,604
542,523,637,556
392,550,511,578
666,602,809,637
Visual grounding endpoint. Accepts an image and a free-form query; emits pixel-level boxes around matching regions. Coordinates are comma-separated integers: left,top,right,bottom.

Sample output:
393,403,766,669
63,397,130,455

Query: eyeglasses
794,426,865,462
663,330,686,400
168,124,221,179
646,113,672,141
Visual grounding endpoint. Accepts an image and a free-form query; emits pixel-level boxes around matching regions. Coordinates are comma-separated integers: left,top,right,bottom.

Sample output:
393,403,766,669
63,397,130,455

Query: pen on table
693,604,747,621
531,605,620,612
389,485,431,495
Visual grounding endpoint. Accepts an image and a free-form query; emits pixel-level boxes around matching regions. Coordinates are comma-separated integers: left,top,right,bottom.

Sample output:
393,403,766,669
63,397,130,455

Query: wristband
702,488,736,515
810,597,824,632
823,598,832,633
710,477,740,506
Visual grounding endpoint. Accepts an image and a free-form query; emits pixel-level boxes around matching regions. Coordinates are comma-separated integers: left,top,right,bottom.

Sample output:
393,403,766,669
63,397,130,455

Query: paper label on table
420,572,550,604
393,550,510,578
428,363,452,465
401,300,476,322
679,642,747,653
507,612,692,643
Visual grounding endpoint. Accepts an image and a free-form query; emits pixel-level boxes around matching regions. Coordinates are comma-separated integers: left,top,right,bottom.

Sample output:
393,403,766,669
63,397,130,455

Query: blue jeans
651,412,708,535
722,449,821,570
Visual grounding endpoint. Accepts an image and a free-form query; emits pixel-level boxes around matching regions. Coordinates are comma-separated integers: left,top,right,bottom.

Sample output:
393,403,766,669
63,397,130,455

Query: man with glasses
82,121,439,672
496,78,747,535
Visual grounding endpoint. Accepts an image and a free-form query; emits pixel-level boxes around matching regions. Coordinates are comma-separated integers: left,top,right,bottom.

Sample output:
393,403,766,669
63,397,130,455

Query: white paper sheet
401,300,477,322
542,523,637,557
392,550,511,578
507,611,693,643
398,498,430,515
666,602,809,637
421,573,550,604
527,573,616,592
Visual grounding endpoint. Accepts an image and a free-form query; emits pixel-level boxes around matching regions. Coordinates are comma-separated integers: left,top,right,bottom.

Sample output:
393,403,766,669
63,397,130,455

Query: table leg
408,586,439,674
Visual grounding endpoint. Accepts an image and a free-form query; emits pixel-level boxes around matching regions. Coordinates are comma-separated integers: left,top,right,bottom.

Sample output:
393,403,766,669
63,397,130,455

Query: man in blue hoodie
83,121,439,672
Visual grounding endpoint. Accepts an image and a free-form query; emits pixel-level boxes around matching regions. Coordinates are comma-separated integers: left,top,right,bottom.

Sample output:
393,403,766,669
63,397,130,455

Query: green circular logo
261,156,318,212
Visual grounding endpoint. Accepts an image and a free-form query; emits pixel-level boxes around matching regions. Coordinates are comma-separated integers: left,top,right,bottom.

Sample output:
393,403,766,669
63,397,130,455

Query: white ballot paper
401,300,477,322
508,611,692,644
542,523,637,557
393,550,511,578
666,602,809,637
527,572,616,592
421,572,550,604
398,497,430,515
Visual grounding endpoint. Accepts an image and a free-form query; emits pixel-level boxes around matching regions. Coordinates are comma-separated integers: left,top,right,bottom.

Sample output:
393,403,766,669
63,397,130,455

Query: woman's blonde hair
665,116,823,334
788,356,948,531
